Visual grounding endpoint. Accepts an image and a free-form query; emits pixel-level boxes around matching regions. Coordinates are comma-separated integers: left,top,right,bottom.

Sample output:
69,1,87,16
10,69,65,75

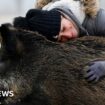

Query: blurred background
0,0,35,25
0,0,105,25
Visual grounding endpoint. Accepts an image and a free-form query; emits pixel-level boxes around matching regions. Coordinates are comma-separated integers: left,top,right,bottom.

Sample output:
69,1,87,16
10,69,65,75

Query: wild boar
0,23,105,105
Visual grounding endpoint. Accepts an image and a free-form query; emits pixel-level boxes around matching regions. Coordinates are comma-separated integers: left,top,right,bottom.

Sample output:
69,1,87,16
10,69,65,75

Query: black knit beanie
26,9,61,41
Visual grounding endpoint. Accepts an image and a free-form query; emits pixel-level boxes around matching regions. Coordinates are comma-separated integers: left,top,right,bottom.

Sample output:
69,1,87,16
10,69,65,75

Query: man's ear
0,23,24,59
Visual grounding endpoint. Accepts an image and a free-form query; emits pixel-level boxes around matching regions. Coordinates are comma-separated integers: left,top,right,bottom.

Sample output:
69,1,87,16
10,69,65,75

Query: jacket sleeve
83,9,105,36
95,9,105,36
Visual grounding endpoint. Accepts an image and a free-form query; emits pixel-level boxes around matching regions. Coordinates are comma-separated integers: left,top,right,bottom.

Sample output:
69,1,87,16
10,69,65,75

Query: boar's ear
0,23,24,59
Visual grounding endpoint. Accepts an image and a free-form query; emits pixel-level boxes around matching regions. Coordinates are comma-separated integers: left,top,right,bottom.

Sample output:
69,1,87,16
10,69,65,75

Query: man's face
58,16,79,42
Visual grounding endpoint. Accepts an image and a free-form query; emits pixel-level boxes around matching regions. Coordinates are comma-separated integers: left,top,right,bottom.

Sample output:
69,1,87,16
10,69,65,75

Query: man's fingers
84,70,94,78
94,77,99,82
87,75,96,82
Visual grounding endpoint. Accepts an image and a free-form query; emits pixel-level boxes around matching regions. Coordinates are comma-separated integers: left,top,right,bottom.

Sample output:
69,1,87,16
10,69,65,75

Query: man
13,0,105,82
57,15,79,42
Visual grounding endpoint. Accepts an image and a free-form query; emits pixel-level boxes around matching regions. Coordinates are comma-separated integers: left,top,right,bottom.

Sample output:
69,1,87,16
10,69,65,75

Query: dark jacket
83,9,105,36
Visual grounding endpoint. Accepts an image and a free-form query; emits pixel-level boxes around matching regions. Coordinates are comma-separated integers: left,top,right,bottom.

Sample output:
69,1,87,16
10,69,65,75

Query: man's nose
59,32,73,42
64,34,72,38
63,31,73,39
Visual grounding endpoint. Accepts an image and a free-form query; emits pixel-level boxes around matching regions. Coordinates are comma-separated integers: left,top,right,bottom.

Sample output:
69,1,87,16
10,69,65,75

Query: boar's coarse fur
0,24,105,105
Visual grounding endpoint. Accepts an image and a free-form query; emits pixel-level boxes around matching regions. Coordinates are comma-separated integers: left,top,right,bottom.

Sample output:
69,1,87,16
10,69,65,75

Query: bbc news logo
0,91,14,97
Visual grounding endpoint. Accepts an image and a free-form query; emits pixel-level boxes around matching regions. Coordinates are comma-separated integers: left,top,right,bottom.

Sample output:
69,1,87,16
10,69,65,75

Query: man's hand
84,60,105,82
